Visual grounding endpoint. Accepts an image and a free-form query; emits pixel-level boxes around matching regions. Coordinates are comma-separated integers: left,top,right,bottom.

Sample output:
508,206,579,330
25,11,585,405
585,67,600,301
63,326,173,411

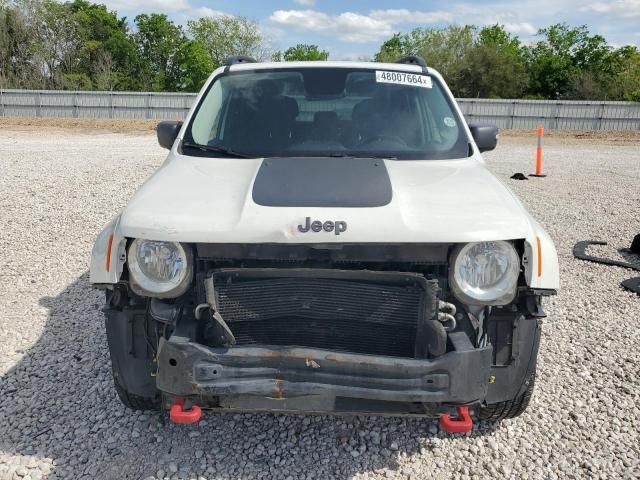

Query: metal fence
0,90,194,120
458,98,640,130
1,89,639,130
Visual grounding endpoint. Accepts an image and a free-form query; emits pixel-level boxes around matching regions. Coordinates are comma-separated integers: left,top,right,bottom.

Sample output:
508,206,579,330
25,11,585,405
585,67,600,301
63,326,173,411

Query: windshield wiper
182,142,254,158
327,153,397,160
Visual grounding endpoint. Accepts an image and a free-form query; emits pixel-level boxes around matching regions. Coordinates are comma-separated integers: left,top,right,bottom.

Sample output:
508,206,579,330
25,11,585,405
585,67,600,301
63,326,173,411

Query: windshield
184,67,470,160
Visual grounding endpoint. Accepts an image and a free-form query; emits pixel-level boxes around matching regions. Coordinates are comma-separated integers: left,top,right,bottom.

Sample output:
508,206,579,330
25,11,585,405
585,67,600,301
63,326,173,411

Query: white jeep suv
90,56,559,429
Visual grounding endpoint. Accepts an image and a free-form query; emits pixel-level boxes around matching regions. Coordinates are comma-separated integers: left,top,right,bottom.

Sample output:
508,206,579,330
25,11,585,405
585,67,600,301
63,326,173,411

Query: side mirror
157,121,182,150
468,124,498,153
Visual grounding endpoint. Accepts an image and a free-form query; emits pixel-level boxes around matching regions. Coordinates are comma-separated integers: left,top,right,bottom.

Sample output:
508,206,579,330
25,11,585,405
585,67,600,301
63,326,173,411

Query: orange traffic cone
529,125,546,178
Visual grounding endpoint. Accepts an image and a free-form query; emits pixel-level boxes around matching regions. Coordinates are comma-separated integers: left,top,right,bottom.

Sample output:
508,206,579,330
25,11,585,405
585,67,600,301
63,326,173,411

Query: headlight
127,239,193,298
450,241,520,305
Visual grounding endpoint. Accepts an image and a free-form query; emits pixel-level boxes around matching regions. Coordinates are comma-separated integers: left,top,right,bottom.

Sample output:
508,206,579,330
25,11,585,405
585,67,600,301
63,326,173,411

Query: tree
187,15,270,69
271,50,282,62
373,26,480,96
67,0,141,90
373,26,476,96
525,23,613,99
6,0,140,90
134,13,185,91
0,3,40,88
281,44,328,61
30,0,81,88
373,33,404,63
460,25,528,98
612,47,640,101
166,39,213,92
373,23,640,100
1,3,638,100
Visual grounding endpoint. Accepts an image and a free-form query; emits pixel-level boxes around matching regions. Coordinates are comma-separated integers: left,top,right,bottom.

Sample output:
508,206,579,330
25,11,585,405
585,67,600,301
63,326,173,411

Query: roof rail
224,55,257,67
396,56,428,68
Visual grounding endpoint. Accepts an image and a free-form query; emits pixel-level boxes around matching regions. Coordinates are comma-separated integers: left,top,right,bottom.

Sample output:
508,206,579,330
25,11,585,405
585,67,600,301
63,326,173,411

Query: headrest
314,111,338,124
254,79,280,98
352,99,378,121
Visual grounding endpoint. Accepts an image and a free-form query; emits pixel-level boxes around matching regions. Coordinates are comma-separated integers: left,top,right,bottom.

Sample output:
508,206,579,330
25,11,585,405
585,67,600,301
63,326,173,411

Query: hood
119,153,533,244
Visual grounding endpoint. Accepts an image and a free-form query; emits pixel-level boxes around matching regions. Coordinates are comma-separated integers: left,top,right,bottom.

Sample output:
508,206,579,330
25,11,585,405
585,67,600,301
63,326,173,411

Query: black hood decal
252,157,393,208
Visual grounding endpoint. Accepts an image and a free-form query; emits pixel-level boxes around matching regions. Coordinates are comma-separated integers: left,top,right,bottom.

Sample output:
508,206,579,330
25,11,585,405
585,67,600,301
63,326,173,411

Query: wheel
113,378,160,411
477,372,536,421
104,291,161,411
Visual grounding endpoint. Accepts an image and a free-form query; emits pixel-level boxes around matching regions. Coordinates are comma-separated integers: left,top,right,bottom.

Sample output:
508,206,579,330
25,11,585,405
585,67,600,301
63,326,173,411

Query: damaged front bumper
156,331,493,415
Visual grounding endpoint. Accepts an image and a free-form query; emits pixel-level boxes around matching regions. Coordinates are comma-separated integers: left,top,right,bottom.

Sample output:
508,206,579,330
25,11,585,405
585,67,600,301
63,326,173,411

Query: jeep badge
297,217,347,235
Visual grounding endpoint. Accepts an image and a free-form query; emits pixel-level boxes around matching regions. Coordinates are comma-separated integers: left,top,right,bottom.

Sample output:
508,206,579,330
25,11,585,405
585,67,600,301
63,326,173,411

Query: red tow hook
439,406,473,433
170,396,202,424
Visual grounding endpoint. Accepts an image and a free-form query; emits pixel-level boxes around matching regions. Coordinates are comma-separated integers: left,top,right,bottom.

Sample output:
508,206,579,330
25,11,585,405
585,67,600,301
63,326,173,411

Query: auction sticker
376,70,432,88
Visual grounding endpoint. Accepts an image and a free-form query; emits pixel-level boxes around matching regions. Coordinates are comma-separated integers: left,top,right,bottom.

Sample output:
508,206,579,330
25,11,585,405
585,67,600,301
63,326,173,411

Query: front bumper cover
156,332,492,411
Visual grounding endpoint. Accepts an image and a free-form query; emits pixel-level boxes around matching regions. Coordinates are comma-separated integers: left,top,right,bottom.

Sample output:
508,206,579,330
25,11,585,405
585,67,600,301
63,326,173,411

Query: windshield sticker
444,117,457,127
375,71,432,89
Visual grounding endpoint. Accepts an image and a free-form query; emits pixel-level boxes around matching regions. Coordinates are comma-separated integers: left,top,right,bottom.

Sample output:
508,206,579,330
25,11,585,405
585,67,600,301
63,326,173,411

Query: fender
523,218,559,291
90,215,126,285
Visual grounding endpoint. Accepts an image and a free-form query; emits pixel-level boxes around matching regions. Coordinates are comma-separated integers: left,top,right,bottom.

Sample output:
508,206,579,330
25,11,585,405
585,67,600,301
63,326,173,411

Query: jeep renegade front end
90,56,559,426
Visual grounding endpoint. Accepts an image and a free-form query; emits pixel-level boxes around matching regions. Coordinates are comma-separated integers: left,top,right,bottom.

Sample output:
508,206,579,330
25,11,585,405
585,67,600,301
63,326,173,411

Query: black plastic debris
573,240,640,272
631,234,640,255
621,277,640,295
510,173,528,180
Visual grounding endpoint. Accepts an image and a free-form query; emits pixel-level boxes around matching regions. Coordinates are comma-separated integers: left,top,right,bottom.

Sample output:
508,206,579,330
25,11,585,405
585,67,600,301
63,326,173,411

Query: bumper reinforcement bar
156,332,492,408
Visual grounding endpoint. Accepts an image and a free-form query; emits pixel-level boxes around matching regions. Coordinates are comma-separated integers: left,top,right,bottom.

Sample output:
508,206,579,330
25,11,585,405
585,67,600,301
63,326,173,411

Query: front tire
477,372,536,421
113,379,160,411
104,290,161,411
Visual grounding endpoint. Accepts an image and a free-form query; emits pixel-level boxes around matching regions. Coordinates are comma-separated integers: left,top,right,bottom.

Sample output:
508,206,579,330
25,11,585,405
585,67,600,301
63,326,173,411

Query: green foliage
0,1,270,92
271,50,283,62
526,24,587,98
373,34,404,63
0,3,41,88
134,13,184,91
187,15,268,69
374,23,639,101
374,25,525,97
411,25,476,94
1,1,638,101
67,0,140,90
524,23,636,100
0,0,141,89
279,44,329,61
461,25,528,98
168,39,214,92
61,72,92,90
616,48,640,101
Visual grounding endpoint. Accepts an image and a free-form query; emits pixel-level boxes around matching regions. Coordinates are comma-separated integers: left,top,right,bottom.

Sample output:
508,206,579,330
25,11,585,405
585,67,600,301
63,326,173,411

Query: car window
185,68,469,160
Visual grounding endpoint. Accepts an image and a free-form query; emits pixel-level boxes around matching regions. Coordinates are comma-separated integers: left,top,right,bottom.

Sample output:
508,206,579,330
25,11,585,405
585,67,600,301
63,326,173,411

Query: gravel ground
0,129,638,480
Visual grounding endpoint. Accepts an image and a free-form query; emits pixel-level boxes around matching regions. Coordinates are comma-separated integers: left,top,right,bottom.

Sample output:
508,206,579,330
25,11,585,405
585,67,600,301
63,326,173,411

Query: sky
100,0,640,58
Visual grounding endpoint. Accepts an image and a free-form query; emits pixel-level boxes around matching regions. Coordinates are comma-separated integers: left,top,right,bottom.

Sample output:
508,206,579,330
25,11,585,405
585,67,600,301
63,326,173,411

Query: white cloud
582,0,640,17
332,52,374,61
194,7,226,18
265,2,638,49
269,7,538,44
103,0,230,25
369,9,453,24
335,13,394,42
270,10,331,32
269,10,393,43
101,0,191,12
503,22,537,35
294,0,316,6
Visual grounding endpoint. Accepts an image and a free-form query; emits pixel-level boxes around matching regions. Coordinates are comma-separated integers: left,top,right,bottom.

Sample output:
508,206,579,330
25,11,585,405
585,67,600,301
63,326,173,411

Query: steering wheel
361,134,408,148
